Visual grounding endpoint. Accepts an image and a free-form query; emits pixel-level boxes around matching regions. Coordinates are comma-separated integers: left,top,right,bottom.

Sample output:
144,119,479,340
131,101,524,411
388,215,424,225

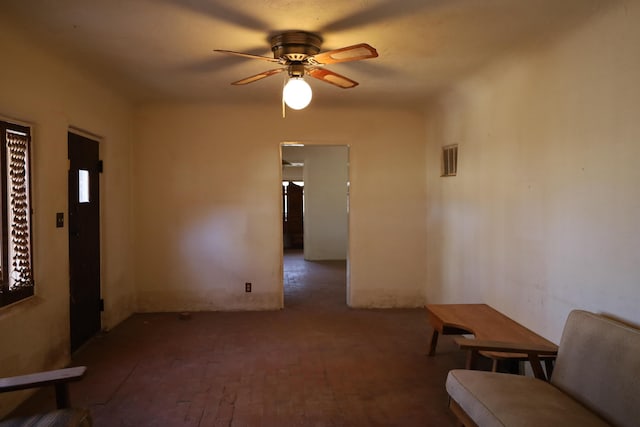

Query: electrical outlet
245,282,252,292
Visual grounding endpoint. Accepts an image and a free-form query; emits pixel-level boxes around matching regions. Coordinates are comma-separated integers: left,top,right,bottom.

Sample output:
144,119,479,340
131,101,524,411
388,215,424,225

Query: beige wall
133,105,428,311
0,17,135,415
424,1,640,342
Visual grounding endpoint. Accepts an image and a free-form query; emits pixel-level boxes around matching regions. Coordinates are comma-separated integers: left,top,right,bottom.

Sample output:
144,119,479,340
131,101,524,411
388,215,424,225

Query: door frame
279,142,351,306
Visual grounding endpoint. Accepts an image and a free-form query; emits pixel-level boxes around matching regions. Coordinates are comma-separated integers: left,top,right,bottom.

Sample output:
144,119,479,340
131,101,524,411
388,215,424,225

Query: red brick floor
10,250,464,426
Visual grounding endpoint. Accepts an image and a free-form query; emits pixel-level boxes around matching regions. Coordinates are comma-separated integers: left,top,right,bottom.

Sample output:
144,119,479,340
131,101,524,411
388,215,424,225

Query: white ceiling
2,0,607,108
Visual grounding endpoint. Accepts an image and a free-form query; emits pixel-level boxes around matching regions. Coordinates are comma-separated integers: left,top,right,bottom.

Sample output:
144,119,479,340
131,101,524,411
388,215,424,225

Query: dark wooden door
68,132,101,352
284,182,304,249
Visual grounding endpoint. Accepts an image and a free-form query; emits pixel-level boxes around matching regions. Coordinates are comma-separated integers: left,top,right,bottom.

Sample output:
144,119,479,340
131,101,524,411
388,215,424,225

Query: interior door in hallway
68,132,101,352
284,181,304,249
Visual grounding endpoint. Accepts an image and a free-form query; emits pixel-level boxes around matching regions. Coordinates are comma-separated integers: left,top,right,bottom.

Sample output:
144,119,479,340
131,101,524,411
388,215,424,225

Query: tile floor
10,250,465,426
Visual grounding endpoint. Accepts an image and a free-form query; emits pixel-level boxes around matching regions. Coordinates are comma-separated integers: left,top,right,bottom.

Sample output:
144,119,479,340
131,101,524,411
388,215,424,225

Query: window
78,169,90,203
0,120,34,307
441,144,458,177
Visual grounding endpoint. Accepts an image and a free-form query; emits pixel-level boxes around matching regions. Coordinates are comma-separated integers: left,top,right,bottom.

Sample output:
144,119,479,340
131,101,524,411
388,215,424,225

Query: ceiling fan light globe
283,78,312,110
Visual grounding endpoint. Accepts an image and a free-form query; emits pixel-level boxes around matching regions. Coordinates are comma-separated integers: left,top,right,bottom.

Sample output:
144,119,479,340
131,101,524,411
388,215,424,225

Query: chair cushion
0,409,92,427
446,369,611,427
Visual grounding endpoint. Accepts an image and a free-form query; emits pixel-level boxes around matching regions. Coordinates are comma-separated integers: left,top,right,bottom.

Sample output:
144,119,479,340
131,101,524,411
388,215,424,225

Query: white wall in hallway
303,145,349,261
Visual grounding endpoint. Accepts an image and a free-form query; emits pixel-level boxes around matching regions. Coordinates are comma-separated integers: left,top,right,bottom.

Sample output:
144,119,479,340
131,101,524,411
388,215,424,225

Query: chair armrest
0,366,87,408
454,338,557,380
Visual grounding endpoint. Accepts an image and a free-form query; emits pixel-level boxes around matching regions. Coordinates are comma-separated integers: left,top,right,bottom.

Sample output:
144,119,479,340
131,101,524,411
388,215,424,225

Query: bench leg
54,383,71,409
427,329,440,356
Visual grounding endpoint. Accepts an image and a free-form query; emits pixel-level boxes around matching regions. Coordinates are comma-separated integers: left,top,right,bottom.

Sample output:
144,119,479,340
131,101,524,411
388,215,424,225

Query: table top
426,304,557,357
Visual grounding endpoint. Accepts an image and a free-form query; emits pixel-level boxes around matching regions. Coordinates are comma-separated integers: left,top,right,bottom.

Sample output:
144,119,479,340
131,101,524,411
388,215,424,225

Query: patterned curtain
6,131,33,290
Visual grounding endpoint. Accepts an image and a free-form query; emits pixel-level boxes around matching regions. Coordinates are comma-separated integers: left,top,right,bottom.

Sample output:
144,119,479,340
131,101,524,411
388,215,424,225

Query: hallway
11,253,463,426
283,249,348,310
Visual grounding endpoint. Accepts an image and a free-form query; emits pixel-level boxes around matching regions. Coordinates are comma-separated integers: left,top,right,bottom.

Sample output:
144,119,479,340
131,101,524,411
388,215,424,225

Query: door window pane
79,169,89,203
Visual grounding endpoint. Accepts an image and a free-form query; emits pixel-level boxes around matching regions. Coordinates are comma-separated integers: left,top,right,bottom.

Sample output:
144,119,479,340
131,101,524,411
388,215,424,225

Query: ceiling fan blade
231,68,284,85
307,68,359,89
214,49,281,63
310,43,378,65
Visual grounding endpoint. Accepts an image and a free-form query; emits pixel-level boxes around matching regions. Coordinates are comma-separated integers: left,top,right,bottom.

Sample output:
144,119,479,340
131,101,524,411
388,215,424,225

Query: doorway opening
281,143,349,309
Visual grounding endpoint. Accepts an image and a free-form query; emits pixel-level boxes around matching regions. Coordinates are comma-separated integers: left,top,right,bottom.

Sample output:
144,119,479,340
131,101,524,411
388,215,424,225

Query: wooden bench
0,366,91,426
0,366,87,409
426,304,558,377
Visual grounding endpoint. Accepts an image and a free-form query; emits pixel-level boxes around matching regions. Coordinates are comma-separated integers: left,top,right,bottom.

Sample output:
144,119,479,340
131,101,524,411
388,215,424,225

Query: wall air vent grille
442,144,458,177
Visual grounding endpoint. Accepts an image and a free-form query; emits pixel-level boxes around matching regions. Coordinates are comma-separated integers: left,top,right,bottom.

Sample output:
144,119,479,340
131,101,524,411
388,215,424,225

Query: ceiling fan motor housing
270,31,322,62
215,30,376,90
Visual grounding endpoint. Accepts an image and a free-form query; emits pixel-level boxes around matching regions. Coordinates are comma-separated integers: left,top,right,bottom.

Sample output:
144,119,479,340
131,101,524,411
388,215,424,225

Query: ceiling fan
214,31,378,110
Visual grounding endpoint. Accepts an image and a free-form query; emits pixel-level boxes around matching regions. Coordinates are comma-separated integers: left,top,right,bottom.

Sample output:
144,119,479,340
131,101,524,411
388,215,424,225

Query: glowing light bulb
283,78,312,110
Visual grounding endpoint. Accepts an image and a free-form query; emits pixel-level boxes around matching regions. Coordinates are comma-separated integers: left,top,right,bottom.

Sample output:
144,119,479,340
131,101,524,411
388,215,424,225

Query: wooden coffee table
426,304,558,372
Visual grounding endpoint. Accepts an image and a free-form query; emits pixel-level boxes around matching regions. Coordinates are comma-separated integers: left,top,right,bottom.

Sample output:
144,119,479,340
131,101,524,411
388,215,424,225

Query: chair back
551,310,640,427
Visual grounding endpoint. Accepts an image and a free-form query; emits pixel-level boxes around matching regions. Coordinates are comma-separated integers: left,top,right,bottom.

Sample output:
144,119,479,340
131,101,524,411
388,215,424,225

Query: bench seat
446,370,610,427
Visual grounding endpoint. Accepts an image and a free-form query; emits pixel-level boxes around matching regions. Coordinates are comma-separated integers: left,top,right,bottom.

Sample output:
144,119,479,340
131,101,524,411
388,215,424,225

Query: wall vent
441,144,458,177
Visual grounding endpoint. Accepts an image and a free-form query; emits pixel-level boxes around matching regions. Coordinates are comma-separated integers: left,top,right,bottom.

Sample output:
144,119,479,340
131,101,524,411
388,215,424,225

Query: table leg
529,354,547,381
465,350,478,370
427,329,440,356
544,359,555,379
